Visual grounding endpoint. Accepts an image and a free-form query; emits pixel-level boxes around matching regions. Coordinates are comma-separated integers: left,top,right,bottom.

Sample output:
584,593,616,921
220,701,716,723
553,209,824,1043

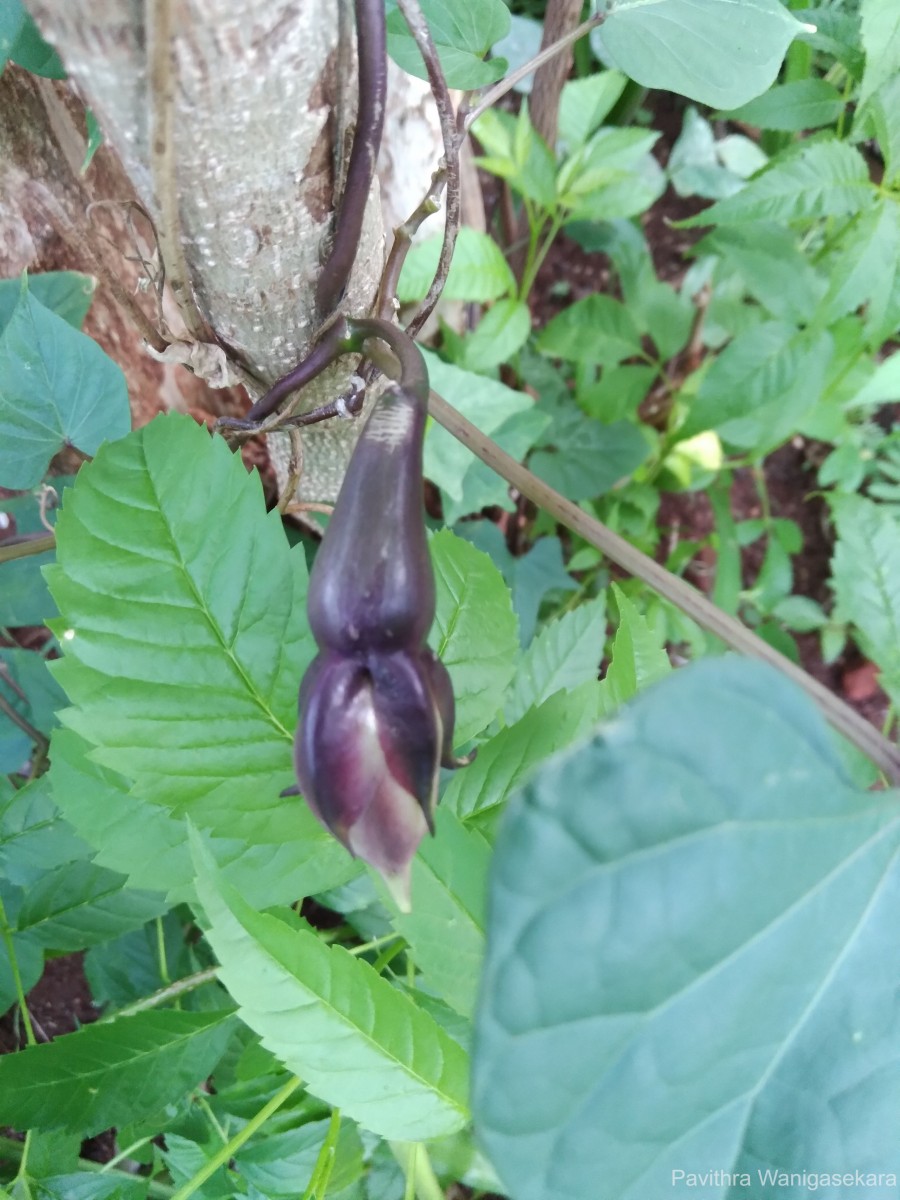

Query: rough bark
13,0,391,500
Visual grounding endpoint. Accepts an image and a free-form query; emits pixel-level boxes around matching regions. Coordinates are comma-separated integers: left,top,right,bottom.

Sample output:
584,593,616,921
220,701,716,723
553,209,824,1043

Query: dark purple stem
316,0,387,316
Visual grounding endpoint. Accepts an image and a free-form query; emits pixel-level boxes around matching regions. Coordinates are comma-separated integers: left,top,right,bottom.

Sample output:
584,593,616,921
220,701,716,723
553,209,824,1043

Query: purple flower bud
295,647,450,909
294,368,469,908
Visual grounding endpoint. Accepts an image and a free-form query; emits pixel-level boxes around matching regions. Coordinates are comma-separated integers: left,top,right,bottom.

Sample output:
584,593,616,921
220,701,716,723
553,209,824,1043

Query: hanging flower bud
293,327,469,909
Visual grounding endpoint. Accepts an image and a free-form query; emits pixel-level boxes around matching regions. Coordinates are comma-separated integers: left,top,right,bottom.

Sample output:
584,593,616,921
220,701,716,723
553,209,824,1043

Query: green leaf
0,927,43,1018
462,301,531,373
846,350,900,410
831,495,900,704
35,1176,147,1200
8,11,65,78
398,227,515,304
505,597,606,725
859,74,900,187
0,1009,236,1136
389,808,490,1018
529,407,649,501
537,294,644,366
720,79,845,132
0,288,129,488
0,0,27,69
47,728,358,907
0,478,73,627
14,861,167,951
603,584,671,705
819,199,900,330
0,273,95,335
429,530,519,745
235,1117,364,1197
0,777,86,888
702,223,826,325
0,647,66,773
578,365,656,424
423,353,549,524
859,0,900,109
680,324,832,451
193,836,470,1140
472,108,558,208
443,682,605,824
46,413,316,841
668,107,768,201
558,71,628,150
474,657,900,1200
594,0,803,109
679,140,874,227
386,0,509,89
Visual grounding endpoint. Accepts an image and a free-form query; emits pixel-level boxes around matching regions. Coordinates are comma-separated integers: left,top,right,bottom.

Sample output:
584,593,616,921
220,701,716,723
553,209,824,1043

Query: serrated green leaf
0,1009,236,1136
846,350,900,410
594,0,802,109
679,140,874,228
386,0,509,88
0,273,95,335
429,529,519,744
0,927,43,1018
46,413,316,841
859,0,900,109
0,289,128,488
831,495,900,704
14,860,166,951
474,657,900,1200
0,777,86,888
193,836,470,1140
681,324,832,451
443,682,605,823
47,728,358,907
398,227,515,304
537,294,643,366
235,1117,364,1197
604,584,670,705
703,223,826,325
720,78,845,132
35,1175,147,1200
819,199,900,329
505,596,606,725
388,808,489,1018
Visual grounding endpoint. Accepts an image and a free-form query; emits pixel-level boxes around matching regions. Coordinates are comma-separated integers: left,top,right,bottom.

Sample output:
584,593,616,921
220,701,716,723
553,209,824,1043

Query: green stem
155,916,171,987
0,898,36,1049
99,967,219,1022
168,1076,302,1200
301,1108,341,1200
519,211,564,302
348,932,402,956
392,1142,445,1200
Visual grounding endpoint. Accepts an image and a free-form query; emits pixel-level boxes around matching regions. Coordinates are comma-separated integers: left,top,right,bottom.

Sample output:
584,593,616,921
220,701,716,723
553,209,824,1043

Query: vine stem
99,967,219,1022
0,534,56,564
168,1075,302,1200
423,389,900,784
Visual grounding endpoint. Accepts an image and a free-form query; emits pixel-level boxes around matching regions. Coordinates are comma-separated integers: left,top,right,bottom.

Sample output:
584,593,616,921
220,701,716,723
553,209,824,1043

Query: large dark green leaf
0,289,128,488
0,478,74,627
474,658,900,1200
0,1009,236,1136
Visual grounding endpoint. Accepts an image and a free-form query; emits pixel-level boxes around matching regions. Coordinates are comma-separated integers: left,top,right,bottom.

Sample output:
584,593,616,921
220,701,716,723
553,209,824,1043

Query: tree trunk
7,0,402,501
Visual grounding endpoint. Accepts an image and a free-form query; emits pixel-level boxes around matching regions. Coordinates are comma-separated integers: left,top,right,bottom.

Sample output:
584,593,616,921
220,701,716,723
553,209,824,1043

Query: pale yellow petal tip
380,866,413,913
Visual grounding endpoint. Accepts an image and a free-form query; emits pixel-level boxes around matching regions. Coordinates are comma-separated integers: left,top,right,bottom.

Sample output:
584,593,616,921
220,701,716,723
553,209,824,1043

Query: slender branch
0,534,55,564
316,0,388,316
147,0,213,342
426,390,900,783
396,0,463,338
464,13,604,131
